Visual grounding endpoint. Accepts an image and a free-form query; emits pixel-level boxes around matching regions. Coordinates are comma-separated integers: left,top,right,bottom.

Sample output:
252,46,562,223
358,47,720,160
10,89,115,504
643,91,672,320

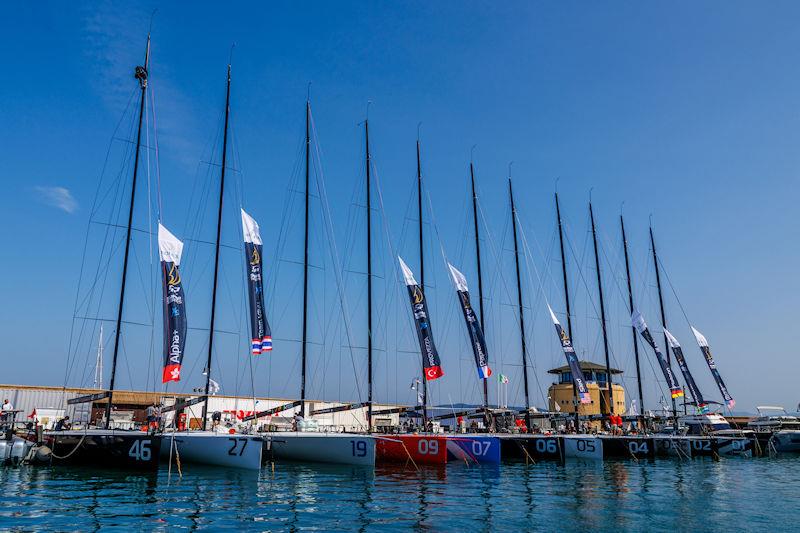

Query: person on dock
54,416,71,431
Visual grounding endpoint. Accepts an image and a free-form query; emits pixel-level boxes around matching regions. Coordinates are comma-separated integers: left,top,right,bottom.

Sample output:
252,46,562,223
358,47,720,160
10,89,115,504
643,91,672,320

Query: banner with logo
631,310,684,399
664,329,706,412
241,209,272,355
399,257,443,381
159,223,187,383
691,326,735,409
547,305,591,404
448,263,491,380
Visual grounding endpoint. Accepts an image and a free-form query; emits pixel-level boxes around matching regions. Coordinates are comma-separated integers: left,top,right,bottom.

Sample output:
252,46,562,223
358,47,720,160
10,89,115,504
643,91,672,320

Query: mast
416,135,428,428
470,162,490,427
621,215,645,427
555,192,580,429
300,99,310,418
365,118,373,432
508,176,531,427
201,63,232,430
590,201,614,415
105,35,150,429
649,225,678,418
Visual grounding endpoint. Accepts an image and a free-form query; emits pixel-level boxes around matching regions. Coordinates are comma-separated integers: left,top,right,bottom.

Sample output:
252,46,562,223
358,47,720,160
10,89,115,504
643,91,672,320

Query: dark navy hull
45,430,162,470
498,435,564,462
600,436,656,460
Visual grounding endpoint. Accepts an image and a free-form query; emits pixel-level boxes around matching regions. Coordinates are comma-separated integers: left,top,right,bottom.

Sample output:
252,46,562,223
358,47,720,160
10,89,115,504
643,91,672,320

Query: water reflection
0,459,796,530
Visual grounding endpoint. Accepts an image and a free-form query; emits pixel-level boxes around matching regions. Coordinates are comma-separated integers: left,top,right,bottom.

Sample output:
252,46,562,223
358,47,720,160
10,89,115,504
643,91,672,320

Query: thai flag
261,336,273,352
477,365,492,379
251,339,262,355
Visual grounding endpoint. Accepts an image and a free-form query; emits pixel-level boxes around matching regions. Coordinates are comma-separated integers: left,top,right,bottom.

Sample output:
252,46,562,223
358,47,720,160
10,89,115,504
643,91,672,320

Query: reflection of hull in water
160,431,262,470
562,435,603,460
45,429,161,469
376,434,447,465
445,435,500,464
497,435,564,462
262,432,375,466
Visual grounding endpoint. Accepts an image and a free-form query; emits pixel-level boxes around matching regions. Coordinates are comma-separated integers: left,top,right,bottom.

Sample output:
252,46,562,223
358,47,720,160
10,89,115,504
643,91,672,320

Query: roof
547,360,623,375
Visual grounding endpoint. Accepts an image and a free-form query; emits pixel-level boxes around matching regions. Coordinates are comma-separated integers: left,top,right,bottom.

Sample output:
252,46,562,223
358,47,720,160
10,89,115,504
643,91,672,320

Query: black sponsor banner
406,284,443,380
455,289,491,379
245,241,272,354
161,259,187,383
692,327,735,408
665,331,705,409
550,317,591,404
632,312,683,399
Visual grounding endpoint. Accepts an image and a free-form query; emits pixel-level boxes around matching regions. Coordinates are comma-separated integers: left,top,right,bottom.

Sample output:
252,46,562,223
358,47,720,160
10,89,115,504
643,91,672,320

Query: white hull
562,435,603,460
262,432,375,466
161,431,262,470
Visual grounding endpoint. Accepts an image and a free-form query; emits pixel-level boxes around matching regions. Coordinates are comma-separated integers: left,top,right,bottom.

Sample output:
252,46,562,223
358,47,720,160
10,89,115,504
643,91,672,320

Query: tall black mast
365,119,373,432
649,225,678,418
105,35,150,429
416,135,428,428
589,201,614,415
621,215,645,428
201,63,232,430
469,162,490,427
555,192,580,429
508,176,531,427
300,99,311,418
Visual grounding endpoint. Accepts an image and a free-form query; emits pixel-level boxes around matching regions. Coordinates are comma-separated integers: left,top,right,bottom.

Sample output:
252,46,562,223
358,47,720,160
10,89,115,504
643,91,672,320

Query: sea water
0,458,798,531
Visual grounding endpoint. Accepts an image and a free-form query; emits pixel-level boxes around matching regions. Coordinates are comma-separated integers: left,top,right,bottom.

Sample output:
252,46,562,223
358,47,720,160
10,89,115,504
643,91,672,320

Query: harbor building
547,361,626,418
0,384,402,432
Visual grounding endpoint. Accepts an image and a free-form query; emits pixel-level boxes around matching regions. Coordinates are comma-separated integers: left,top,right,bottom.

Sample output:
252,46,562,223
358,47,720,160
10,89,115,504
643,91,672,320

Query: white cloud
35,186,78,214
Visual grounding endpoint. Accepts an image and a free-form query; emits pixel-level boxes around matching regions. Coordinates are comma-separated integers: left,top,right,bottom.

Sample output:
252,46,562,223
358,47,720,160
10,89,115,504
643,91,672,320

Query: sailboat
42,33,163,469
366,132,453,466
157,62,262,470
631,226,751,457
249,98,375,467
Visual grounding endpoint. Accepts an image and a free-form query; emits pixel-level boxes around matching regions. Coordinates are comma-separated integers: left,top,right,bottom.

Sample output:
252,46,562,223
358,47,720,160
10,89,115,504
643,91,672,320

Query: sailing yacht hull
771,430,800,453
45,430,161,469
599,436,656,460
562,435,603,460
497,435,564,462
654,436,693,458
160,431,262,470
376,434,448,465
445,435,501,464
262,432,375,466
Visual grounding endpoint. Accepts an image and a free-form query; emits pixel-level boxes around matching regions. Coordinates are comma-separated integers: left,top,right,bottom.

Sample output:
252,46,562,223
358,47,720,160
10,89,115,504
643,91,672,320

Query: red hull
376,434,448,465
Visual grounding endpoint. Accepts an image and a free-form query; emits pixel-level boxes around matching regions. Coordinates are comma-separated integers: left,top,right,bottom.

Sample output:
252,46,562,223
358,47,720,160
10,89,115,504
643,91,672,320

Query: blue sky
1,2,798,414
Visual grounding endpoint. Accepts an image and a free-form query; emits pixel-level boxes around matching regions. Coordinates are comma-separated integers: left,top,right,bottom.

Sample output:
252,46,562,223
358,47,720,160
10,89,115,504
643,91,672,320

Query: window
560,372,572,384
